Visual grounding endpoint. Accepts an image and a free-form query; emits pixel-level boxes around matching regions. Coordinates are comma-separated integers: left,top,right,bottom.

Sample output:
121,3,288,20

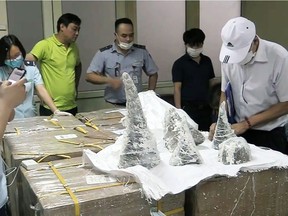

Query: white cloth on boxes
82,91,288,200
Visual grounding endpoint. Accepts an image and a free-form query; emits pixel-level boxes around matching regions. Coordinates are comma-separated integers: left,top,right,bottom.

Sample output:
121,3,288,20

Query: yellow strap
74,126,88,134
14,127,21,135
37,154,71,163
58,140,104,150
157,201,184,216
49,119,65,129
85,121,99,131
48,162,80,216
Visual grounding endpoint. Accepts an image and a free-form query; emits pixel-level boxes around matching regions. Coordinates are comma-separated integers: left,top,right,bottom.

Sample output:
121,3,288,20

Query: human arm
232,101,288,135
35,84,57,113
173,82,182,108
25,53,38,61
35,84,72,116
0,79,26,136
148,73,158,90
86,72,122,90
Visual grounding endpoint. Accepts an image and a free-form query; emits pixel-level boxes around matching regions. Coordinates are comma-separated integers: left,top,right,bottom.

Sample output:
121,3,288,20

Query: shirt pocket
131,60,143,73
106,62,121,77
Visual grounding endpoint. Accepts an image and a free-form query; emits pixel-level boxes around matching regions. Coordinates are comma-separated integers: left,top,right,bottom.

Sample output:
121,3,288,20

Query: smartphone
8,68,26,84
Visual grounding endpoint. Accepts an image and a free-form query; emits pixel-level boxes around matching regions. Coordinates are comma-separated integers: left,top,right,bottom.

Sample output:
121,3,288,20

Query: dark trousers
182,101,212,132
39,105,78,116
241,127,288,155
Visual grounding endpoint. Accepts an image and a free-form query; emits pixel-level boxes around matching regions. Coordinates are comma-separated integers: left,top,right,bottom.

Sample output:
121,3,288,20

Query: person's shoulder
176,54,188,62
100,44,113,52
173,54,187,66
133,44,146,49
200,53,211,59
263,39,288,55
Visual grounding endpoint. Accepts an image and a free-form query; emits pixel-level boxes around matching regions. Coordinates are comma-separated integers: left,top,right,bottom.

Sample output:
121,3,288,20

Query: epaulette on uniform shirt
24,60,36,66
133,44,146,49
100,45,112,52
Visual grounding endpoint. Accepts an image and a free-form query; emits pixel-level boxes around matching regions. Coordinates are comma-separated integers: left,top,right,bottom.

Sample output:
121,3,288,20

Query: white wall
200,0,241,76
136,0,186,82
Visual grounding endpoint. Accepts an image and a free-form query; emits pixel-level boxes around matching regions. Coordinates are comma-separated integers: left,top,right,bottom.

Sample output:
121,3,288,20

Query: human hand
53,109,72,116
109,78,122,90
0,78,26,110
208,123,216,141
231,121,249,135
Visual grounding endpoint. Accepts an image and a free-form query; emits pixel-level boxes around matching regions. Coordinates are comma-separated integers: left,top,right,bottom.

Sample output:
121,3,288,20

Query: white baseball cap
219,17,256,63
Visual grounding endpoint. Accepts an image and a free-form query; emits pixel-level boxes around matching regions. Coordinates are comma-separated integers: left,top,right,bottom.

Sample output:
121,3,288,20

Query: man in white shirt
209,17,288,154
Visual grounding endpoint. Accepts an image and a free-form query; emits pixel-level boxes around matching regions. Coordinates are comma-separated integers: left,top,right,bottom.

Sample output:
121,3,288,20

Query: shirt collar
52,34,64,47
253,37,268,63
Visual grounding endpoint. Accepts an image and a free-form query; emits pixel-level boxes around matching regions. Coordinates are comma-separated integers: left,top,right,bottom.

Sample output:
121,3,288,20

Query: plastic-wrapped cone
212,101,236,149
118,72,160,169
218,137,251,165
169,118,203,166
164,108,205,152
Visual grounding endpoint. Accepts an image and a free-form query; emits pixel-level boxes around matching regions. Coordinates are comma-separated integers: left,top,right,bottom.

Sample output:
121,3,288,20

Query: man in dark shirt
172,28,215,131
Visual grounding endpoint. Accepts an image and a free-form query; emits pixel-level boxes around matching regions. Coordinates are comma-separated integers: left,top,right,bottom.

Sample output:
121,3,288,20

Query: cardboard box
3,116,119,216
21,157,185,216
4,115,85,135
186,168,288,216
76,108,125,132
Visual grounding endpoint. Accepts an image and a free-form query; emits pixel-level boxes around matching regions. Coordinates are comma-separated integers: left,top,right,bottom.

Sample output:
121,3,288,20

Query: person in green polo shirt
26,13,82,115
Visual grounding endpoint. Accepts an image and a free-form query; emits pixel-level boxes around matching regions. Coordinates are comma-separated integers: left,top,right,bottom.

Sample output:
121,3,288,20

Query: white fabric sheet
82,91,288,200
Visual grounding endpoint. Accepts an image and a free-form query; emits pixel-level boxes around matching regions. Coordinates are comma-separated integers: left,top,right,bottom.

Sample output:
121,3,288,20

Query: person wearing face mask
209,17,288,155
172,28,215,131
0,35,71,118
86,18,158,106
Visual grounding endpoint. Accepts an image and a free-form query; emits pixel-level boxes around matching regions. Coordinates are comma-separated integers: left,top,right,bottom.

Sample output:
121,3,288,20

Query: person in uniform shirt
86,17,158,106
26,13,82,116
209,17,288,154
0,35,71,118
172,28,215,131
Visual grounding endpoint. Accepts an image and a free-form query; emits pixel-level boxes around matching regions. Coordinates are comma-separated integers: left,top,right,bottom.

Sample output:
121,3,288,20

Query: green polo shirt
31,34,80,110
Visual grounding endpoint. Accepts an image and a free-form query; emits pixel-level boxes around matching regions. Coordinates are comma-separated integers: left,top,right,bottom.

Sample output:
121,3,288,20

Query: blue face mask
5,55,24,68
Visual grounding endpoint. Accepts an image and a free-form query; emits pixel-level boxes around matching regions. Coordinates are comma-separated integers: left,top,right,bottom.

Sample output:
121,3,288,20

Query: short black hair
57,13,81,32
0,35,26,66
115,18,133,32
183,28,205,47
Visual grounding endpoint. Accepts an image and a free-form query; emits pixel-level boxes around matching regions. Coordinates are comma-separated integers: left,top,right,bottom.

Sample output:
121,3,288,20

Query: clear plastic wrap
163,108,182,152
76,108,125,132
164,108,205,152
118,73,160,169
169,118,203,166
4,115,85,135
218,137,251,165
20,157,185,216
212,101,236,149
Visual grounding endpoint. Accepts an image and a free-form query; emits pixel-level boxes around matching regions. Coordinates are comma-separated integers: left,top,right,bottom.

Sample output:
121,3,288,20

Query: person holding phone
0,35,71,118
0,78,26,216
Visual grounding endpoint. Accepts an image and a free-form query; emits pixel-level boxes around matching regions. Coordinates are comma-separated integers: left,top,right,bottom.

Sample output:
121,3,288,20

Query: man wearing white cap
209,16,288,154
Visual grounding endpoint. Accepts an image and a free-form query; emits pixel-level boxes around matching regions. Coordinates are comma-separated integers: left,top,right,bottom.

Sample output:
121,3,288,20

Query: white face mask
239,51,256,65
187,47,203,58
118,41,134,50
